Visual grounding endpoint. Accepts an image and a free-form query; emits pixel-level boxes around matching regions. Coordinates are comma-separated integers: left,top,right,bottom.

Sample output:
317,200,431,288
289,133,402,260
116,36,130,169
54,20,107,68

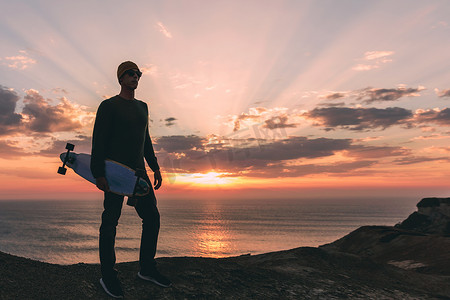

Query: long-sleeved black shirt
90,95,159,179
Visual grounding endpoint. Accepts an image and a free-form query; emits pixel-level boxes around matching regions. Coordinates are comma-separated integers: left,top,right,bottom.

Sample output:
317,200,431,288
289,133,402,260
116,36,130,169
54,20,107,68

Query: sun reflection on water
191,204,236,258
196,230,230,257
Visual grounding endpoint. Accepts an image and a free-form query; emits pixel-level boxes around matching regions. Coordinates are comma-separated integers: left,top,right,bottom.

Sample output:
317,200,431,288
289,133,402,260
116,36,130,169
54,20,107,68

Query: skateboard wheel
66,143,75,151
57,167,67,175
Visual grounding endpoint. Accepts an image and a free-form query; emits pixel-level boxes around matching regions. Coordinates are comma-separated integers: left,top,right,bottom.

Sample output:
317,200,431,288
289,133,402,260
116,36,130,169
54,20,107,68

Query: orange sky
1,1,450,200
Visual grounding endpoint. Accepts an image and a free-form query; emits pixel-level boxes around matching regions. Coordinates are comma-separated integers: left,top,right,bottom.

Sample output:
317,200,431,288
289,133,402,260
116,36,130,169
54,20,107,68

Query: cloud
228,107,300,132
318,91,348,107
154,135,205,152
158,135,354,175
0,86,94,138
164,117,177,127
0,86,23,136
263,115,297,129
321,92,346,100
364,51,395,61
230,137,352,161
247,160,377,178
227,86,434,134
232,107,267,131
352,64,380,71
303,105,450,131
356,86,425,104
414,108,450,126
345,145,411,158
353,51,394,71
22,89,87,133
169,72,205,90
174,83,190,89
317,102,346,107
50,88,68,94
2,50,36,70
0,140,28,158
303,107,413,131
393,156,450,165
427,146,450,153
156,135,421,178
140,64,158,76
431,21,448,29
156,22,173,38
318,86,424,105
435,89,450,98
38,135,92,157
411,133,450,141
0,135,92,160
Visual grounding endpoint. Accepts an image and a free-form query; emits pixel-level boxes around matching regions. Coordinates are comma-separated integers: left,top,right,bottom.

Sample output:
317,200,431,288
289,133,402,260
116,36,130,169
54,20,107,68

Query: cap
117,61,140,82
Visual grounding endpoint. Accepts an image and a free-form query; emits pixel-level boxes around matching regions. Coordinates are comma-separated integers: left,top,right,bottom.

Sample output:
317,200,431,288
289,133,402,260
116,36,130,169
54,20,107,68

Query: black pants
99,180,160,278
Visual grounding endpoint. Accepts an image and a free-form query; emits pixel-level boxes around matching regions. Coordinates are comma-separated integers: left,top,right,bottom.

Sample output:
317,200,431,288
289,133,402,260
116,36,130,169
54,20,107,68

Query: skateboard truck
57,143,75,175
127,168,145,207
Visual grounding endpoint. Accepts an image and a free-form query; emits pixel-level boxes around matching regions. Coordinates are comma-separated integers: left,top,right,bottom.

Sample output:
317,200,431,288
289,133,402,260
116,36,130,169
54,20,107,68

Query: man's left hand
154,170,162,190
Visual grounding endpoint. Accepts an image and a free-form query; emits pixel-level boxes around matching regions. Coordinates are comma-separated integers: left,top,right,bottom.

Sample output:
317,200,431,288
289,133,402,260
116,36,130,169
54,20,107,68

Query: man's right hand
95,177,110,192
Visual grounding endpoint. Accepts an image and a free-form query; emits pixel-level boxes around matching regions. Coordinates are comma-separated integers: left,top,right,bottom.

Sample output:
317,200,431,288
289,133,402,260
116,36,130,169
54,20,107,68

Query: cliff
396,197,450,235
1,198,449,299
322,197,450,276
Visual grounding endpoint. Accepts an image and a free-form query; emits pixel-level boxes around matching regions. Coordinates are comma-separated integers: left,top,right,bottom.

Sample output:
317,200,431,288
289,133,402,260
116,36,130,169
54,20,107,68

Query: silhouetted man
91,61,171,298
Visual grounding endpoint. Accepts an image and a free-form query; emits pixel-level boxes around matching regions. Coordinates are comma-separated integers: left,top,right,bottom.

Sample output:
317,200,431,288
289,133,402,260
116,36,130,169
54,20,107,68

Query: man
91,61,171,298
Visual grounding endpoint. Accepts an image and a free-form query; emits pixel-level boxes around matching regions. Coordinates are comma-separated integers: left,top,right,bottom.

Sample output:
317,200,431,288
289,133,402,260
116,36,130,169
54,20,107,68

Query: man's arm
91,101,111,191
153,169,162,190
95,177,110,192
144,126,162,190
142,102,162,189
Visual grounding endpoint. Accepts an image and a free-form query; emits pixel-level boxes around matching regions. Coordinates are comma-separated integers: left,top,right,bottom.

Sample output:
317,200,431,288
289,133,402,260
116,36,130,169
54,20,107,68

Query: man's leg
134,181,171,287
135,186,160,273
99,192,124,278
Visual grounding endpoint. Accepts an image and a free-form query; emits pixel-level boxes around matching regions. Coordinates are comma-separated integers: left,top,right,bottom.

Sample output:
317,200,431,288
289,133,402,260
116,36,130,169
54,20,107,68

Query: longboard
58,144,150,197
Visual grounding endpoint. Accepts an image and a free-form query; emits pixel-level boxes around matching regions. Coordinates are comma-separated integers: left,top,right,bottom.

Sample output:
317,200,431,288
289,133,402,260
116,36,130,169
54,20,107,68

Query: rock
396,197,450,235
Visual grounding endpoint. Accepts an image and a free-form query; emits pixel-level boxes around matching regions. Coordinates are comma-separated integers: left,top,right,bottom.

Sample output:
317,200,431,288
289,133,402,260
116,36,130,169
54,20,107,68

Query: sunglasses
124,69,142,78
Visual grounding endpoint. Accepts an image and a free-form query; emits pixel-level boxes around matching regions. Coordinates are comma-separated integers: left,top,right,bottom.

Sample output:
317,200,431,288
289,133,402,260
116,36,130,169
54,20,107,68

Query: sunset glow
1,0,450,200
170,172,238,187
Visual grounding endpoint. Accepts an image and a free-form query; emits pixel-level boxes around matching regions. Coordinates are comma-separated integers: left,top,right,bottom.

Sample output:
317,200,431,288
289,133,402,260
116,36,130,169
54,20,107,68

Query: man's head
117,61,142,88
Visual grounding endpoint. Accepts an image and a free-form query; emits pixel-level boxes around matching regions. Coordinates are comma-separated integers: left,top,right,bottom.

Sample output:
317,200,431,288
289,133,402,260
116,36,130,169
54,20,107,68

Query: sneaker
138,270,172,287
100,277,124,298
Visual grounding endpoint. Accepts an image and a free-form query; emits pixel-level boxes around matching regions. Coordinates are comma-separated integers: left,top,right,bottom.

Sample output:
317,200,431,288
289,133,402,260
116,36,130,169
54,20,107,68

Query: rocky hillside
396,197,450,235
1,198,449,299
322,197,450,276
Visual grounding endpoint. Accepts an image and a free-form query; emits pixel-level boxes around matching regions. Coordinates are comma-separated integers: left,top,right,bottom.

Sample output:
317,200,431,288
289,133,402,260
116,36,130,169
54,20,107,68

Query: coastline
1,198,449,299
1,226,449,299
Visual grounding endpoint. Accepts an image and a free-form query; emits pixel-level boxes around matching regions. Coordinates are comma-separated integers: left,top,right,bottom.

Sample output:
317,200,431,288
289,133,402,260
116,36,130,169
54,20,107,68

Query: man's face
120,68,141,90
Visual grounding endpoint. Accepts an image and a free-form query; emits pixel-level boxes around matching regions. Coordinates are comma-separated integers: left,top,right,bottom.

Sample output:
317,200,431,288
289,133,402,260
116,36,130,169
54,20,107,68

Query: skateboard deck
59,152,150,197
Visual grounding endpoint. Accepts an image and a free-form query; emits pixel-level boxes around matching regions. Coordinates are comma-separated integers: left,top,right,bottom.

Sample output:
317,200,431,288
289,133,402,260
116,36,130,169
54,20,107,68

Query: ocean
0,198,416,265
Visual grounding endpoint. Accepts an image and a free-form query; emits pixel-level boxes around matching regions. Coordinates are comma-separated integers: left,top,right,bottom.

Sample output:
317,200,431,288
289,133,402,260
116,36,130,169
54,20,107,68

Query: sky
0,0,450,200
